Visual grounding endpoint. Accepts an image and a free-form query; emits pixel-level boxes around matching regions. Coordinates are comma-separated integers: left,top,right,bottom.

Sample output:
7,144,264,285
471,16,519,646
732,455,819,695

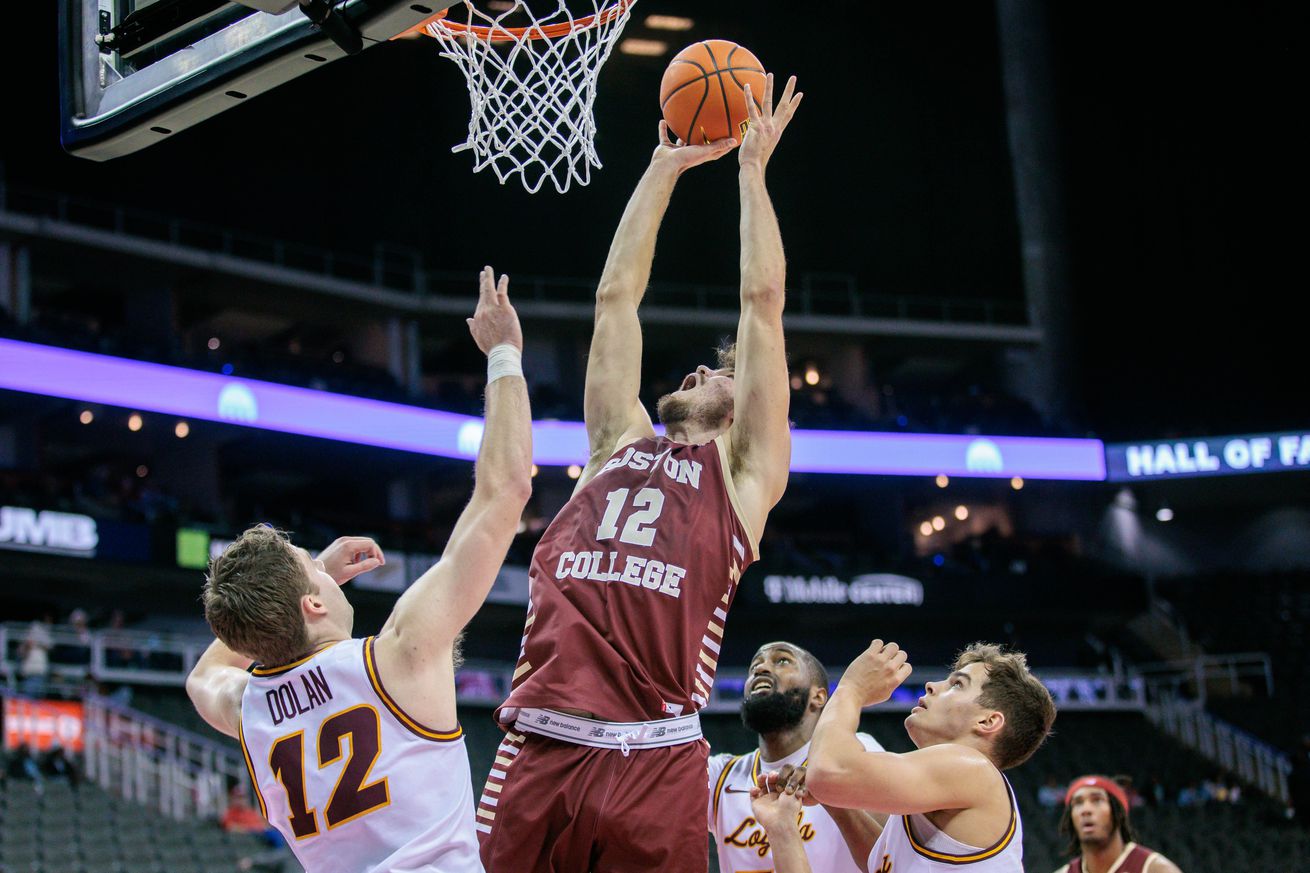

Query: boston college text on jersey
551,444,704,599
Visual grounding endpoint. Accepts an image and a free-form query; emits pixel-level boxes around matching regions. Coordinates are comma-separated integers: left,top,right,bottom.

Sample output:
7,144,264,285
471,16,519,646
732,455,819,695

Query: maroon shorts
477,729,709,873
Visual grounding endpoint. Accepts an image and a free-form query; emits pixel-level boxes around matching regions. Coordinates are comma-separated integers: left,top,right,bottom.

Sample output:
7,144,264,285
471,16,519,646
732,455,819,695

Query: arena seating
1003,711,1302,871
126,687,227,743
0,778,269,873
1156,571,1310,752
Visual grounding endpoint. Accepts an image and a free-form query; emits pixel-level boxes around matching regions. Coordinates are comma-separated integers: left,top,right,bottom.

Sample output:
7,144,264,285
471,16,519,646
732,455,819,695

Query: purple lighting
0,339,1105,479
788,429,1105,479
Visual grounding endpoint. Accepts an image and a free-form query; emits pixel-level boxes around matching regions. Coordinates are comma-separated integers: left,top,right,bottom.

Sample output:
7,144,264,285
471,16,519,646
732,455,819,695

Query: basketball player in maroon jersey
477,75,803,873
1054,776,1182,873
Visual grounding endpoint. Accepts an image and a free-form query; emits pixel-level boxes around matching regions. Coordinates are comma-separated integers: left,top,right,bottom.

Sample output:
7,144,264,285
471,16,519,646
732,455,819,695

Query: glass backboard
59,0,458,160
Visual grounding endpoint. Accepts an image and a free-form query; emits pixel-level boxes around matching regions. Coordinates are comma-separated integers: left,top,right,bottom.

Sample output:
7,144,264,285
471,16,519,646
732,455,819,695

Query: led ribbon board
787,430,1103,479
1106,432,1310,481
0,339,1106,479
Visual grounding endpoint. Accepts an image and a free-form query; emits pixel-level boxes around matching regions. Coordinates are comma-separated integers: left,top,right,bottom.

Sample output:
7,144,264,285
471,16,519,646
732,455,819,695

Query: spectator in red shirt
222,786,272,834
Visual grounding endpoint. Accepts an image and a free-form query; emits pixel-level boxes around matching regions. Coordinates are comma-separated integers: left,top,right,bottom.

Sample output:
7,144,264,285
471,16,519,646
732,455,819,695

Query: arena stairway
1157,571,1310,752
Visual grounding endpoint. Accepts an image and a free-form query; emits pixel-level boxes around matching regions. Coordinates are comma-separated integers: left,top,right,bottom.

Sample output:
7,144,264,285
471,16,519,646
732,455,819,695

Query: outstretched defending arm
577,126,737,490
727,75,803,537
377,267,533,664
750,776,815,873
808,641,996,815
186,639,252,739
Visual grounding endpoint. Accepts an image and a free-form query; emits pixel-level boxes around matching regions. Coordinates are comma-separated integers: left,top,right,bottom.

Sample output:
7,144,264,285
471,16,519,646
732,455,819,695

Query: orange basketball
659,40,766,146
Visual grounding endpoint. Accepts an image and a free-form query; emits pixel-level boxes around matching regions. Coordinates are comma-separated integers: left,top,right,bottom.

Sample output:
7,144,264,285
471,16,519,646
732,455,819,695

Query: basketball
660,40,767,146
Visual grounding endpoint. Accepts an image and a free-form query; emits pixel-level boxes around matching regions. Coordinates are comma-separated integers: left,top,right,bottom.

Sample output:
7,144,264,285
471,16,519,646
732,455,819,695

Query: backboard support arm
59,0,458,160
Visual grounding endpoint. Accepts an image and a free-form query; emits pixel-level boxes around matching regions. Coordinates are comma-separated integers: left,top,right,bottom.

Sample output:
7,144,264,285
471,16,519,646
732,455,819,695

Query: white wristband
487,343,523,384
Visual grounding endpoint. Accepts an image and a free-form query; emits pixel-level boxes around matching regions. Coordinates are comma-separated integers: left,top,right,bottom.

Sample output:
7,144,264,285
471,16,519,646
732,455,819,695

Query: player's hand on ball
651,120,737,174
739,74,803,171
467,266,523,354
838,639,912,707
318,536,386,585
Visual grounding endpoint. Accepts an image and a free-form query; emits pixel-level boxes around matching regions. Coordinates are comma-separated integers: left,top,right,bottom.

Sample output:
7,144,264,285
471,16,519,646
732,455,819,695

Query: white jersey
708,733,884,873
866,776,1023,873
238,637,484,873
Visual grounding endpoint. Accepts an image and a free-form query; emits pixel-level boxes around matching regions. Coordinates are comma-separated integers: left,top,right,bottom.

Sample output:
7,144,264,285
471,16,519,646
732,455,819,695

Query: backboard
58,0,458,161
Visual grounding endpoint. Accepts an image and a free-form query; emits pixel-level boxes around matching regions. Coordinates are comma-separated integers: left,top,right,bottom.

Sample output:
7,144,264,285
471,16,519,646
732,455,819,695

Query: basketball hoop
401,1,636,194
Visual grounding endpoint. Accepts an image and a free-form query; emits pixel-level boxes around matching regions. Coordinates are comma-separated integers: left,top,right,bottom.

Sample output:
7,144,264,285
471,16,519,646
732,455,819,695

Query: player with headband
1054,776,1182,873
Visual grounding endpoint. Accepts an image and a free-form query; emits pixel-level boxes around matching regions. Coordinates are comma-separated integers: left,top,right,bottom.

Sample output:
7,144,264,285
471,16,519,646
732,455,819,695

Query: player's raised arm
750,776,815,873
578,125,737,489
727,74,803,534
807,641,996,815
377,267,532,660
185,638,253,739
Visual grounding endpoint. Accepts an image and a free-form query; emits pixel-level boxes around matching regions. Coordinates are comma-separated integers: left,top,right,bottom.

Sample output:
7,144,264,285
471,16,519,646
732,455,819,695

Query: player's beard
656,389,731,430
740,688,809,735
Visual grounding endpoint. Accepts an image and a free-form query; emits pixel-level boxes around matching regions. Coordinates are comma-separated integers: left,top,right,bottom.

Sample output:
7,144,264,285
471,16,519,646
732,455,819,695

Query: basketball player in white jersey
186,266,531,873
709,641,884,873
804,640,1057,872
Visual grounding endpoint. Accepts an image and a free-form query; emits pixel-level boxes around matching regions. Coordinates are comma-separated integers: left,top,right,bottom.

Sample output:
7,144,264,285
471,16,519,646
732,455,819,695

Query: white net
425,1,636,194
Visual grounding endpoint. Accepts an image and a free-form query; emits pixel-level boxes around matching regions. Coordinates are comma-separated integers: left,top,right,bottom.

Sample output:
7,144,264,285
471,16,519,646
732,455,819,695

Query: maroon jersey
498,436,759,723
1064,843,1162,873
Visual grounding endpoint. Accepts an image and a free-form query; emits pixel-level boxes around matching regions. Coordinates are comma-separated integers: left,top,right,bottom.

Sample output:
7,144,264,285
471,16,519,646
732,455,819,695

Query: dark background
6,1,1302,440
3,11,1309,868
